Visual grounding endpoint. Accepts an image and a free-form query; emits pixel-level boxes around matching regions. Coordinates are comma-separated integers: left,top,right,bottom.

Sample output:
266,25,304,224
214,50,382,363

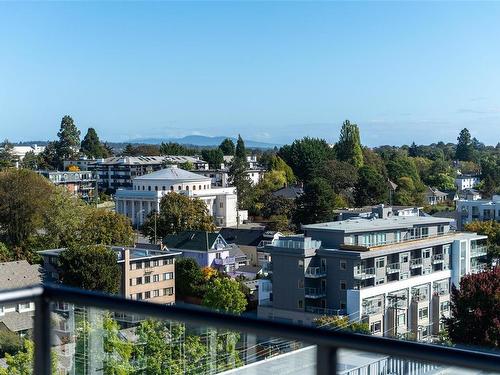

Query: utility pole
387,294,406,338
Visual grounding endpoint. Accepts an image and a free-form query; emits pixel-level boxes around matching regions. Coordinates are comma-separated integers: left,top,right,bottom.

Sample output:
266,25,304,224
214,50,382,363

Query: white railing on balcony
354,267,376,279
386,263,400,274
305,306,342,316
470,246,488,257
410,258,423,268
432,254,444,263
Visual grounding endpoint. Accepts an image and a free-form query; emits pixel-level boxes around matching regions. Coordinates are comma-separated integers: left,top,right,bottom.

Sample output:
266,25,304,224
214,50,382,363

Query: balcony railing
386,262,400,274
305,267,327,278
304,287,327,298
410,258,423,268
354,267,376,279
432,254,444,263
470,246,488,257
0,285,498,375
305,306,342,316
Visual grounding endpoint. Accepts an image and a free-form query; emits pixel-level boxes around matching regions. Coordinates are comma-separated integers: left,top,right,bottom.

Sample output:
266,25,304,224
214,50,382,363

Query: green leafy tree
81,127,106,158
334,120,364,168
202,277,247,314
394,177,424,206
0,169,54,248
268,155,296,184
0,340,58,375
55,115,81,168
141,193,215,240
179,161,194,171
455,128,474,161
175,258,205,298
322,159,359,196
219,138,235,155
444,267,499,348
80,209,135,246
314,316,370,334
0,139,14,170
293,178,339,226
201,148,224,169
159,142,197,156
261,194,296,219
0,329,22,357
267,214,290,232
228,143,253,210
103,315,134,375
279,137,333,182
58,244,120,294
355,166,388,206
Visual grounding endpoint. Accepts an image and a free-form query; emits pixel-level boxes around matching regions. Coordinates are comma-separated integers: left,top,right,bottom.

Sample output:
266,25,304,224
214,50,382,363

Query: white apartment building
11,144,45,160
115,166,239,227
457,195,500,229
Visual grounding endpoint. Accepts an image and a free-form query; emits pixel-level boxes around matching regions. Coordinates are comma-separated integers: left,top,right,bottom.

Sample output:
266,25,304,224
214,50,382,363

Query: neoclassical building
115,167,238,227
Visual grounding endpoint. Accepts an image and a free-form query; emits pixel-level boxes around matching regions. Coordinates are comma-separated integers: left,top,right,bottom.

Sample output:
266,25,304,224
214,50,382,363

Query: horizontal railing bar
0,285,43,304
39,284,500,373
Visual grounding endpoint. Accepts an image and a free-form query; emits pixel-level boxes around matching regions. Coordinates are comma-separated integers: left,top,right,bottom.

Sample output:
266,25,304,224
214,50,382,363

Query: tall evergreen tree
335,120,364,168
293,178,339,226
0,139,14,170
55,115,81,168
235,135,247,160
80,127,105,158
355,166,388,206
455,128,474,161
219,138,235,156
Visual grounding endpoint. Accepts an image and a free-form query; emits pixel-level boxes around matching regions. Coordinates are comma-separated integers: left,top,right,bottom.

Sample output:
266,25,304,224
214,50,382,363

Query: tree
55,115,81,168
408,142,419,157
103,315,134,374
394,176,424,206
267,214,290,232
314,316,370,334
322,159,359,195
0,242,12,262
261,194,296,219
0,139,14,170
0,169,54,247
279,137,333,182
81,127,106,158
335,120,364,168
293,178,339,226
444,267,499,348
159,142,196,156
355,166,388,206
219,138,235,155
235,135,247,160
0,329,22,357
80,209,135,247
202,277,247,314
267,155,296,184
20,151,38,170
201,148,224,169
456,128,474,161
141,193,215,240
175,258,205,298
228,150,252,210
37,141,59,170
58,244,121,294
0,340,58,375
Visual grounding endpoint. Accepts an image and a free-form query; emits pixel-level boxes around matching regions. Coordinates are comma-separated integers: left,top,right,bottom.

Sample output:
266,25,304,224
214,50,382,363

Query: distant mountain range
128,135,280,149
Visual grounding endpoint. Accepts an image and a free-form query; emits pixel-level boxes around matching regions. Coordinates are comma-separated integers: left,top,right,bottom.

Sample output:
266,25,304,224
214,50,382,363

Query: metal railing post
317,345,337,375
34,295,52,375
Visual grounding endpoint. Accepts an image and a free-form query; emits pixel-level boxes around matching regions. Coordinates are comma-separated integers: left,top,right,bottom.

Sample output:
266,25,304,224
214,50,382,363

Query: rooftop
163,231,228,252
37,246,180,260
134,167,210,182
303,216,453,233
0,260,42,289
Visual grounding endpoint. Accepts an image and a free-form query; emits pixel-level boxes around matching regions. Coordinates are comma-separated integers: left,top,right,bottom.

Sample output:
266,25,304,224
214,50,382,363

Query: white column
139,200,144,225
131,200,136,226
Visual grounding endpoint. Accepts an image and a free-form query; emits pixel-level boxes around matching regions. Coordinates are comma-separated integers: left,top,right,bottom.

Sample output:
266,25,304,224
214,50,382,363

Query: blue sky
0,2,499,146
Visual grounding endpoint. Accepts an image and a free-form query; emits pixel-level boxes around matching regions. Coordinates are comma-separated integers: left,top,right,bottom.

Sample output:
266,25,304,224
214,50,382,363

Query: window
418,307,429,320
136,262,142,269
145,261,151,268
340,260,347,270
153,289,160,297
298,279,304,288
129,278,135,286
370,321,382,334
421,227,429,238
18,303,31,311
423,267,432,275
162,186,166,191
153,260,159,267
298,259,304,268
375,258,385,268
153,274,159,282
397,313,406,326
178,186,181,190
163,272,173,280
193,185,196,190
163,258,173,265
186,185,189,190
220,202,223,208
145,291,151,299
297,300,303,309
376,278,385,285
400,272,409,280
155,186,158,191
136,277,142,285
440,301,450,312
438,225,444,234
148,186,151,191
423,248,431,259
136,293,143,300
400,253,409,263
340,280,347,290
163,287,174,296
